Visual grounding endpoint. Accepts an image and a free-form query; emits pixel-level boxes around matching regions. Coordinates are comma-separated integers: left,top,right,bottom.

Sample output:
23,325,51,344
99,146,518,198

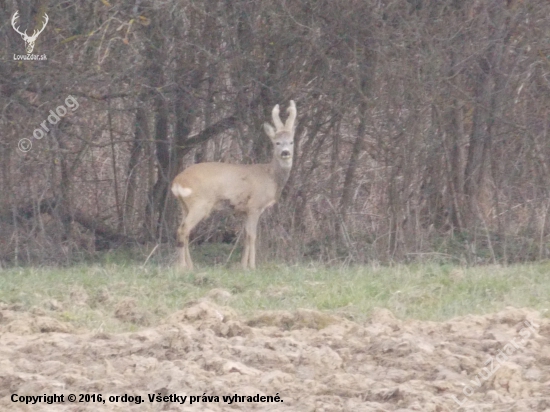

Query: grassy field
1,257,549,333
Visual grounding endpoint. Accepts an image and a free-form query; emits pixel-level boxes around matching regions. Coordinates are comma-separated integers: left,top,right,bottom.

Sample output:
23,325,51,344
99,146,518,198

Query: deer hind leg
242,212,260,270
179,200,213,271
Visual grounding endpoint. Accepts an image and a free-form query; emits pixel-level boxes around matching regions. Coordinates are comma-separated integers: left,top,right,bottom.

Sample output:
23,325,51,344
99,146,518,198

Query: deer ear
263,123,276,139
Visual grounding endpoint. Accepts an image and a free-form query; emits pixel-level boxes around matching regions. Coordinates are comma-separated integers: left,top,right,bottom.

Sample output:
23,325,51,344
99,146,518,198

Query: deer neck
269,157,292,199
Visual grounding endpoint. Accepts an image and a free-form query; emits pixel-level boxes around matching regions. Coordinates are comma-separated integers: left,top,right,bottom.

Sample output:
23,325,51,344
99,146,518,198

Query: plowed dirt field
1,299,549,411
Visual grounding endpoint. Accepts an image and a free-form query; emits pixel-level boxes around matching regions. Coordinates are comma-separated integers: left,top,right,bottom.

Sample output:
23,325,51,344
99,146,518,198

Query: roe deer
171,100,297,270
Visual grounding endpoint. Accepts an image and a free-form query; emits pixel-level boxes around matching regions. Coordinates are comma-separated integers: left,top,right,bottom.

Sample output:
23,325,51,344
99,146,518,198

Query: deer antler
271,104,284,131
285,100,296,131
27,13,49,41
11,11,26,37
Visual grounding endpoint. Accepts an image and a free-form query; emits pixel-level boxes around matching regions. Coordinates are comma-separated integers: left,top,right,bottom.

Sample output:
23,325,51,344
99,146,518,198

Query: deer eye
276,142,281,145
290,142,294,145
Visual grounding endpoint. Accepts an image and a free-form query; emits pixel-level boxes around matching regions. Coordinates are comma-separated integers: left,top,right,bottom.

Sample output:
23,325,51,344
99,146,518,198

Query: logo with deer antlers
11,11,49,54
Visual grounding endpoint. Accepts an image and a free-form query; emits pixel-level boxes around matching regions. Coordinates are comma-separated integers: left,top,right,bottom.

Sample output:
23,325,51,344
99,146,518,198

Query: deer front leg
242,212,260,270
241,236,250,269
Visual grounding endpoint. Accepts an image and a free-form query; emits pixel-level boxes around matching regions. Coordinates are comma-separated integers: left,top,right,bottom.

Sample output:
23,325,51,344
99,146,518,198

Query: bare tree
2,0,550,266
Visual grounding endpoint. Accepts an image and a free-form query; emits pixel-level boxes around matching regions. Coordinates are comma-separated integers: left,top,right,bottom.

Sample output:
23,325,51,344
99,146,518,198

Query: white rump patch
171,184,192,198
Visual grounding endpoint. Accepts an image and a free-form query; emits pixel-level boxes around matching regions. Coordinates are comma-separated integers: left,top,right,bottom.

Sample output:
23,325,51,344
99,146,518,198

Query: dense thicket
1,0,549,265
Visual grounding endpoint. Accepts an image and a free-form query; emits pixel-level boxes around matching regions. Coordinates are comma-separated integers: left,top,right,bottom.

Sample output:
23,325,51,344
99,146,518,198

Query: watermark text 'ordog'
18,96,79,153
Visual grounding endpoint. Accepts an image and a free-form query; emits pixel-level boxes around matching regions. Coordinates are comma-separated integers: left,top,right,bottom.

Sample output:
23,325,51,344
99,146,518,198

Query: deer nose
281,150,291,158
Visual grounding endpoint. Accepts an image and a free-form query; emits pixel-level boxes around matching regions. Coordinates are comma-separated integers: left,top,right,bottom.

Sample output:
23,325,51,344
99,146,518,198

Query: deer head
263,100,297,168
12,11,49,54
